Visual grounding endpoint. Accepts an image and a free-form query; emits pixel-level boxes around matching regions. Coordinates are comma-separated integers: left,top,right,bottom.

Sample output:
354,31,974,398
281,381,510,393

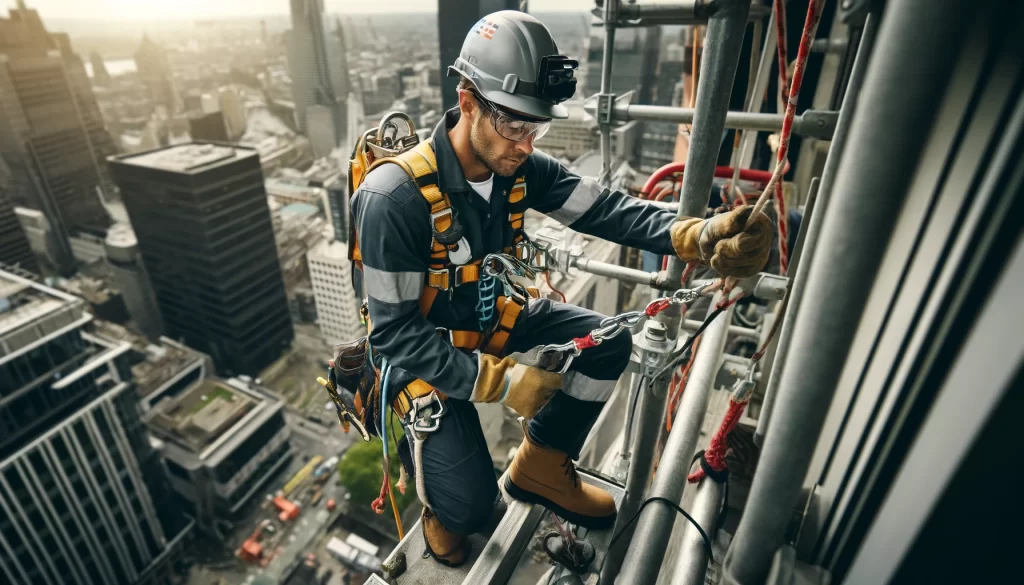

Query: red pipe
639,162,789,198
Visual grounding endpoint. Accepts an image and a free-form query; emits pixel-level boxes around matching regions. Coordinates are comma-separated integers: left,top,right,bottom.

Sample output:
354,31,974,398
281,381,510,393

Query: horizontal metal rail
591,104,839,140
573,257,663,288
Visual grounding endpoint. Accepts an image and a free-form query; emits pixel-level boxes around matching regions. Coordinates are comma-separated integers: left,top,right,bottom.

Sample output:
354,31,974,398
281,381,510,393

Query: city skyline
22,0,599,20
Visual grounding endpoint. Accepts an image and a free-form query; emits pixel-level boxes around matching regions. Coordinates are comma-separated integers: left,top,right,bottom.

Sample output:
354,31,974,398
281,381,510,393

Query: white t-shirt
467,174,494,203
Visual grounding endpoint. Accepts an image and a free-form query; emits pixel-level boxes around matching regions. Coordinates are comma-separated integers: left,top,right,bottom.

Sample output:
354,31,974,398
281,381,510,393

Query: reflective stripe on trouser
416,298,632,535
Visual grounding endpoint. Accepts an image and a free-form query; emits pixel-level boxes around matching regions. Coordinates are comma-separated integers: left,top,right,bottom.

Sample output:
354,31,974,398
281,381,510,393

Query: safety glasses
465,90,552,143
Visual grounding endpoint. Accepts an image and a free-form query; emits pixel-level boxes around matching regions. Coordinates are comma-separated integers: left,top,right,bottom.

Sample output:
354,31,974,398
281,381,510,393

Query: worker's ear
457,89,478,121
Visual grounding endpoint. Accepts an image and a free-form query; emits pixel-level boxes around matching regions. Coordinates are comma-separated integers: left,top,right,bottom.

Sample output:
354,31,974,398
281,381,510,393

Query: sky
18,0,598,21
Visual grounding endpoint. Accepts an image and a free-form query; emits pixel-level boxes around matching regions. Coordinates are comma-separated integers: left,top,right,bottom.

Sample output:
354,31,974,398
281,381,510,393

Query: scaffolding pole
597,0,618,184
722,0,974,581
665,0,752,285
606,105,838,139
754,16,877,448
669,478,725,585
614,298,735,585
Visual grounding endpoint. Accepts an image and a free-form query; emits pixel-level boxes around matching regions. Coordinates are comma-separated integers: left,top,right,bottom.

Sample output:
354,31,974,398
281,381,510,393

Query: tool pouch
331,337,381,438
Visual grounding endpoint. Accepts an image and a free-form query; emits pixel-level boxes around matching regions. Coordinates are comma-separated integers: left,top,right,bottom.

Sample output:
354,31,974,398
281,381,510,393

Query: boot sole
502,476,617,530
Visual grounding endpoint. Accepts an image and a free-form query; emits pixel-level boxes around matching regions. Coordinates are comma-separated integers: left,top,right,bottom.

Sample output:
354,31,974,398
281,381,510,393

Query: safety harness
349,137,534,422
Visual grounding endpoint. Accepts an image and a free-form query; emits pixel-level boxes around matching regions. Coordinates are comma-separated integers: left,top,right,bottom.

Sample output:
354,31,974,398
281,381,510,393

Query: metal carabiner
408,392,446,434
535,340,579,374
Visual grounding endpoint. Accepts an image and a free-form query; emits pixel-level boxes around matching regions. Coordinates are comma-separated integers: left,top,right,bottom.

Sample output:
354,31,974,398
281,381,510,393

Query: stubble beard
469,115,526,177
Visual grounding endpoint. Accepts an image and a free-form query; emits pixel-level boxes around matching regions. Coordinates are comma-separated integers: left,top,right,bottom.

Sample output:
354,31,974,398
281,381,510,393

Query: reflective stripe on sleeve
362,265,424,304
546,177,603,226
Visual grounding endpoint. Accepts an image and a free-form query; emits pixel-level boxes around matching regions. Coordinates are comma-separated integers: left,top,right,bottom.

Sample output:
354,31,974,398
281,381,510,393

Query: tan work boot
421,507,470,567
502,432,617,529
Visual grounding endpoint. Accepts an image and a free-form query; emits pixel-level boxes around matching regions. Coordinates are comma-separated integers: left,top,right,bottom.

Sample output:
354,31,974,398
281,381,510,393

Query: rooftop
0,268,83,351
90,321,208,398
146,378,258,452
112,142,256,173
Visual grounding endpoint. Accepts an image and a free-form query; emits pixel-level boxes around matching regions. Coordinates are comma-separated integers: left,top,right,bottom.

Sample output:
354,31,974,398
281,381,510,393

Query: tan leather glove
470,353,561,419
670,205,772,278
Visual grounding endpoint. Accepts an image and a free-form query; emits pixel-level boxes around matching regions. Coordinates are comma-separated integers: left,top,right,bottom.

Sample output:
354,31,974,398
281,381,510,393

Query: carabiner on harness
405,391,446,434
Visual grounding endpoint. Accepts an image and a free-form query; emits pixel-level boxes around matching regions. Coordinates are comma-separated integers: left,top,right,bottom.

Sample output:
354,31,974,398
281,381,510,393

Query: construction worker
349,10,772,566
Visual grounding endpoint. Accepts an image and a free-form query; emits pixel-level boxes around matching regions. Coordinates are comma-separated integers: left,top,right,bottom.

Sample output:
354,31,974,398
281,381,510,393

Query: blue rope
477,274,498,330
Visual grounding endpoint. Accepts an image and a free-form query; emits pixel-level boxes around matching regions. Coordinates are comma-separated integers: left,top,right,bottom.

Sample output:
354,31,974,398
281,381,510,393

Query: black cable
652,305,726,381
624,375,647,436
607,496,714,565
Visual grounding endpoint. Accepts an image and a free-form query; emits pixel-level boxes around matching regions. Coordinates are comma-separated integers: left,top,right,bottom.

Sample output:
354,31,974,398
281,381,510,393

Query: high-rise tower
287,0,349,152
0,3,118,275
108,143,294,376
0,268,193,585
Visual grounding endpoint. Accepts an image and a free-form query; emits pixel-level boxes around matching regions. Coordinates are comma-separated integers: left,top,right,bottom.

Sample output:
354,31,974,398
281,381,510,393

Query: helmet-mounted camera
536,55,578,104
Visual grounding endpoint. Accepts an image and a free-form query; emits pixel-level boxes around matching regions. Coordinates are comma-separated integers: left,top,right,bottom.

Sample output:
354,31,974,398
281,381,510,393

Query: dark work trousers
416,298,632,536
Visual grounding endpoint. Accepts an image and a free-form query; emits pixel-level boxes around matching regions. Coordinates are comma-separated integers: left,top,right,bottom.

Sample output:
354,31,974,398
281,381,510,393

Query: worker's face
462,91,548,177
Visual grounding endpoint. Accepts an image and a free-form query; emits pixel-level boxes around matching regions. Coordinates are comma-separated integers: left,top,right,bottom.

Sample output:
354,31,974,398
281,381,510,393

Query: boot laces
561,456,580,488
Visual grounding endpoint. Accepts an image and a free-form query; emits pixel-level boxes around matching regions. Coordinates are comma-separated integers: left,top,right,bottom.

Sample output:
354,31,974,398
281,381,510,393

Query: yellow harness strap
355,141,535,417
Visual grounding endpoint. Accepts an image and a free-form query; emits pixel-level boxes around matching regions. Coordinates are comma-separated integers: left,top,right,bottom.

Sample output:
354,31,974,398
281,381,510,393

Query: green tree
337,415,418,512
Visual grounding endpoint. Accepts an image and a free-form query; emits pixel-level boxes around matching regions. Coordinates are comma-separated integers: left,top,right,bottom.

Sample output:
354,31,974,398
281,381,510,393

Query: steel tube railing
754,16,877,449
600,323,674,584
615,298,735,584
722,1,972,581
665,0,752,284
608,105,838,139
597,0,618,183
572,257,661,287
669,478,726,585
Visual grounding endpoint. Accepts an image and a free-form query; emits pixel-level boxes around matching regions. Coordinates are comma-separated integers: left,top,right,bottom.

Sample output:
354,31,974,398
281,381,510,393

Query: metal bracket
795,110,840,140
753,273,790,301
838,0,872,26
585,90,635,128
635,320,674,379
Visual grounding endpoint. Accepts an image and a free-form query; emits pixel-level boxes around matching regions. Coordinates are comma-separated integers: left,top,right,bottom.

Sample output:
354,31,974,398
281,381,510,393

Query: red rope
774,0,790,107
574,333,600,351
646,298,672,317
753,0,826,272
543,272,566,302
371,469,390,514
688,399,748,482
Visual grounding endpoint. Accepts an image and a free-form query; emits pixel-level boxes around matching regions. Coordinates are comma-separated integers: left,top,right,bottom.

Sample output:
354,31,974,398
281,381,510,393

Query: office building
145,376,292,530
134,35,179,114
0,178,37,274
89,50,111,86
105,223,164,340
0,268,192,585
217,86,246,140
14,206,59,271
187,111,230,142
108,143,294,376
583,25,660,166
308,174,363,345
640,41,687,175
287,0,348,148
438,0,521,111
0,3,118,274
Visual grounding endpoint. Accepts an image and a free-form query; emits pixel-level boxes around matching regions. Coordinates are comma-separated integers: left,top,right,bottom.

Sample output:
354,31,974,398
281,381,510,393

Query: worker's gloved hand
670,206,772,278
470,353,561,419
